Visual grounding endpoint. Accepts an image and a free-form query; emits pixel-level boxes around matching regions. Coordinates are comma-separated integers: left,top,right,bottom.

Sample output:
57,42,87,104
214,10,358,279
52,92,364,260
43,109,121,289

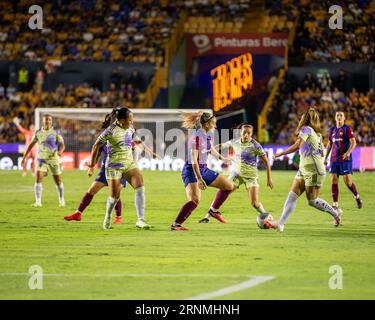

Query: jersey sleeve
347,126,354,139
56,131,64,144
221,140,233,149
97,128,110,144
328,128,333,143
298,126,311,142
254,142,266,157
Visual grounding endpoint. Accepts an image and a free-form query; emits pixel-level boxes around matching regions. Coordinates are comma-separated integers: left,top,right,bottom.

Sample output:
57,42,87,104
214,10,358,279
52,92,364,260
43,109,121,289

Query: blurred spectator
17,66,29,92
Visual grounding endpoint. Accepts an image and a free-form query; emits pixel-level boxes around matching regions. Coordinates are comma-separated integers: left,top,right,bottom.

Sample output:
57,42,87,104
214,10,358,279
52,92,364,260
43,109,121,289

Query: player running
324,111,362,210
13,118,36,176
272,108,342,232
88,107,151,230
171,112,235,231
21,114,65,207
198,124,274,227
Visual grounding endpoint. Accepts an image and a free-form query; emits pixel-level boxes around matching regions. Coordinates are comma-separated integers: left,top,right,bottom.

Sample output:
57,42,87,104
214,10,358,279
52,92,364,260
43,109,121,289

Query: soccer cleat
333,208,343,227
276,223,285,233
171,223,189,231
22,172,27,177
199,217,210,223
64,211,82,221
59,201,66,207
208,209,227,224
356,197,363,209
113,216,122,224
32,202,42,207
136,219,151,229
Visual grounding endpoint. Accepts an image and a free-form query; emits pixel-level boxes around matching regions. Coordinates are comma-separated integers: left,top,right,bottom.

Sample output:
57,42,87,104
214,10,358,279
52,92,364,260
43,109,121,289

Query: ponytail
181,111,214,129
101,106,131,129
101,109,117,129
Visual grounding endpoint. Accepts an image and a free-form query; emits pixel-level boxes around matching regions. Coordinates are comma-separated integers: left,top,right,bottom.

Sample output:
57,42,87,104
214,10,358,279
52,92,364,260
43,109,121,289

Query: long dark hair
101,107,131,129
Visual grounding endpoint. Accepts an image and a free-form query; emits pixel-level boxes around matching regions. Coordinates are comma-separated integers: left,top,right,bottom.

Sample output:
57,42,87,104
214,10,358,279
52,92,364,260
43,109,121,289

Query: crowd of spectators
267,71,375,146
290,0,375,64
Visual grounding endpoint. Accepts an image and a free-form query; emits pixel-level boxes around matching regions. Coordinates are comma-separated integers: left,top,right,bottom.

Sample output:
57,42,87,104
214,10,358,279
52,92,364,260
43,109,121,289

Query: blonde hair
181,111,214,129
296,108,321,134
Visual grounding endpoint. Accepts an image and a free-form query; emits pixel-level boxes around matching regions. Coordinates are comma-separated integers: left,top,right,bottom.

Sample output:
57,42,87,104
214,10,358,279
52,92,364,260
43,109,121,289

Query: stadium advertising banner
1,144,374,171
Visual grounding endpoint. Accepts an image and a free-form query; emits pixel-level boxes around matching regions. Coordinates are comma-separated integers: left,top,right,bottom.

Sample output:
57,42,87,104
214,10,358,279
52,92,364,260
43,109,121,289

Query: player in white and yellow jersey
273,108,342,232
21,114,65,207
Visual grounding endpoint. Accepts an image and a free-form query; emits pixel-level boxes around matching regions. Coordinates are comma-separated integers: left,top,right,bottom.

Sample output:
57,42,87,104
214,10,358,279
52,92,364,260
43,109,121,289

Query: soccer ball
256,214,274,229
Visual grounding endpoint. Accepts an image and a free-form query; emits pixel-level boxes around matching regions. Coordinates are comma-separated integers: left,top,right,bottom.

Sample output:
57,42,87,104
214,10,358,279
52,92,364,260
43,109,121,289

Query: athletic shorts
96,164,126,187
181,164,219,187
295,169,325,187
105,161,138,180
229,172,259,189
37,158,61,175
330,161,353,175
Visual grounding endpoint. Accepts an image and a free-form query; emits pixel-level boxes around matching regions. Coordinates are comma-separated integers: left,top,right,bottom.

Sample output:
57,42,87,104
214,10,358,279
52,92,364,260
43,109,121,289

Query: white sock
34,183,42,203
56,183,64,203
333,202,338,207
135,186,145,220
106,196,118,217
280,191,299,225
308,198,337,217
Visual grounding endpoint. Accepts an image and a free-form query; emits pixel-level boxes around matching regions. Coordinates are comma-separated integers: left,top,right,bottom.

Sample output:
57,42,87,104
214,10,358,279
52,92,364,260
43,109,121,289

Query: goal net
34,108,217,171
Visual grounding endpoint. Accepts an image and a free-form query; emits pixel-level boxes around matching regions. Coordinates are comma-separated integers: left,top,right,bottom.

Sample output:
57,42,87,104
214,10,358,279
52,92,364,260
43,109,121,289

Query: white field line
185,276,275,300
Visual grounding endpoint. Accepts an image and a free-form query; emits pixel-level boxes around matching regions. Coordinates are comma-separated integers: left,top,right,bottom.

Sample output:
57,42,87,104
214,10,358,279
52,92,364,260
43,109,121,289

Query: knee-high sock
210,190,232,211
34,182,42,203
255,203,268,219
115,198,122,217
135,186,145,220
56,183,64,202
106,196,118,217
175,201,198,224
77,192,94,213
347,182,359,198
280,191,299,225
308,198,338,217
332,183,339,205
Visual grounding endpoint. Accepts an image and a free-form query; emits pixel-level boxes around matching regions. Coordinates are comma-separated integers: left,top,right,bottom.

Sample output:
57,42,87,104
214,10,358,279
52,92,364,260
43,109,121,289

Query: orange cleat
171,223,189,231
208,209,227,224
64,211,82,221
113,216,122,224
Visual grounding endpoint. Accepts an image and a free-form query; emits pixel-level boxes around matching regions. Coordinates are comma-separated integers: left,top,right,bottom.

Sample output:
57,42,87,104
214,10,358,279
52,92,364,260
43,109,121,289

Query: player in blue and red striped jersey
324,111,363,211
171,112,235,231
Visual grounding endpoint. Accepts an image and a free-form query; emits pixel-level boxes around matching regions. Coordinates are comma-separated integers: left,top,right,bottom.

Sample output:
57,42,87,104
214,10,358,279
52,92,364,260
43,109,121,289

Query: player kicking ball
199,124,274,228
272,108,342,232
324,111,362,211
21,114,65,207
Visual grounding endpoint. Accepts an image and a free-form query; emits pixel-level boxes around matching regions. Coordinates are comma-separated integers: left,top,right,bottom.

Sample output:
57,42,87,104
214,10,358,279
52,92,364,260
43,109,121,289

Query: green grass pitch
0,170,374,300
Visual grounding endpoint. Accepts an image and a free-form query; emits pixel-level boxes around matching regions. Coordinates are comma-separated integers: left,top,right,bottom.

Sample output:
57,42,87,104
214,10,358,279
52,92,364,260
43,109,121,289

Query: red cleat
208,209,227,224
64,211,82,221
171,223,189,231
113,216,122,224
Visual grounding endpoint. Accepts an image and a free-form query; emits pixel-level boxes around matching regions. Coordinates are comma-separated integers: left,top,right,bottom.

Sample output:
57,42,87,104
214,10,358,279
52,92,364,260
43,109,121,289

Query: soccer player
171,112,235,231
273,108,342,232
13,118,36,176
199,124,274,226
324,111,362,210
88,107,151,230
21,114,65,207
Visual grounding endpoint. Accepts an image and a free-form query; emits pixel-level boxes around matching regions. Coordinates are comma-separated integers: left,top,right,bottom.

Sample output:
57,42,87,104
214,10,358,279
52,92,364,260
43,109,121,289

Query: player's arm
21,140,37,166
210,145,231,163
273,138,304,159
57,140,65,157
342,137,356,161
260,154,273,189
135,140,161,159
324,141,332,165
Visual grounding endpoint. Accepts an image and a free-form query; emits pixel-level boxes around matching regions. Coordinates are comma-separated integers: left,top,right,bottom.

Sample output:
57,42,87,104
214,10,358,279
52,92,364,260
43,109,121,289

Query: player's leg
113,179,127,224
30,152,36,176
248,186,269,219
64,181,106,221
172,183,201,230
276,177,305,231
22,154,30,177
331,173,340,209
124,167,150,229
205,174,235,223
305,185,342,227
33,170,45,207
343,173,362,209
103,177,122,230
53,174,65,207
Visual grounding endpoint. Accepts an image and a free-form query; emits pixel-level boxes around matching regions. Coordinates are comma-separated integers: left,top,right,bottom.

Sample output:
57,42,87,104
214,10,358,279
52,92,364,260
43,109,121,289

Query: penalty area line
185,275,275,300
